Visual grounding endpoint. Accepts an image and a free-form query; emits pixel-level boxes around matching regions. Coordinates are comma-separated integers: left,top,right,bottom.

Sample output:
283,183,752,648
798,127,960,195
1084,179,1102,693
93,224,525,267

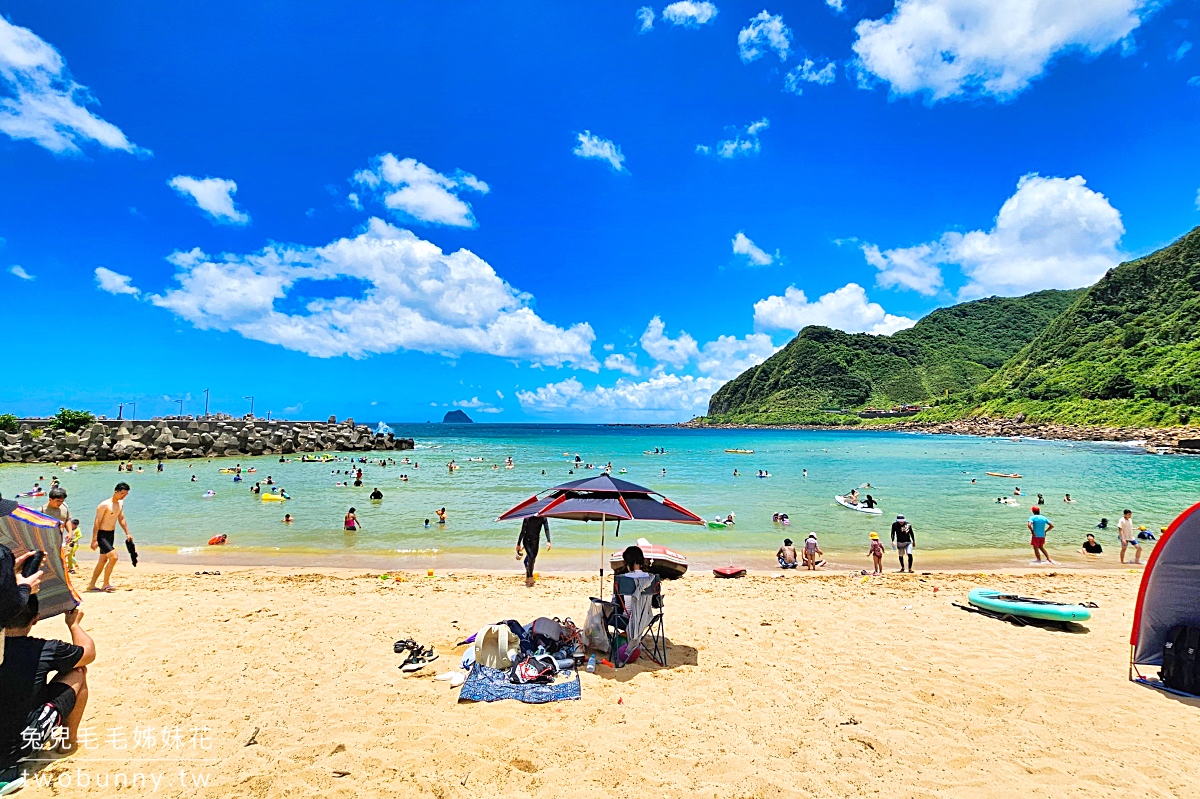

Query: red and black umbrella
498,474,702,588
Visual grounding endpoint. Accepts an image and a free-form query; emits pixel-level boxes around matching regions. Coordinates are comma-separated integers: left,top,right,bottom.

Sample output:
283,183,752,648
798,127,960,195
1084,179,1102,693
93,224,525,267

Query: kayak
261,493,288,502
985,472,1023,479
713,567,746,578
724,449,754,454
610,539,688,580
967,588,1091,622
834,495,882,515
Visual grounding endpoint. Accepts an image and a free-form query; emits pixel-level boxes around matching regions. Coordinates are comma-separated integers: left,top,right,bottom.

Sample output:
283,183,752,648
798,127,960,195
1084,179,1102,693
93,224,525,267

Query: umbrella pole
599,513,606,596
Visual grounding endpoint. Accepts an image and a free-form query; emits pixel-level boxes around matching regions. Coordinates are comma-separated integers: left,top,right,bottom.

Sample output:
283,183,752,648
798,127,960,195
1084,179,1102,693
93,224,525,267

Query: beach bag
582,602,608,650
530,616,564,650
510,654,556,684
1162,625,1200,693
474,624,521,670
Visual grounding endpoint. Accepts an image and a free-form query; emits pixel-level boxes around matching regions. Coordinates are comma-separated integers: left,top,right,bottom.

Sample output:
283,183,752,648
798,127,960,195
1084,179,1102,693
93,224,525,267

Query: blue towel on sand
458,664,581,704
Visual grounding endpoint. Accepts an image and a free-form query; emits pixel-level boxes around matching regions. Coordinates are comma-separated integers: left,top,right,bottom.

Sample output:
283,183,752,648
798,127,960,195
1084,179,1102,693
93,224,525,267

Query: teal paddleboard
967,588,1092,622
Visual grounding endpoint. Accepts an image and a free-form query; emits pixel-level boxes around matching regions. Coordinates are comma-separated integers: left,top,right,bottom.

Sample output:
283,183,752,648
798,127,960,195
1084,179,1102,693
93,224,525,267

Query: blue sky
1,0,1199,423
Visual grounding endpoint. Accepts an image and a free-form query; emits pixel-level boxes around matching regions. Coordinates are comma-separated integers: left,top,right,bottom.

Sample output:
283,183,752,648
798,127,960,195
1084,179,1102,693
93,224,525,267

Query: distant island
697,225,1200,436
443,409,473,424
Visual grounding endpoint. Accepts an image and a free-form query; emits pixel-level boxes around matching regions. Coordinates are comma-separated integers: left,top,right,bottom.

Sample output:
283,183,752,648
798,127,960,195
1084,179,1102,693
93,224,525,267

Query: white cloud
852,0,1152,101
94,266,139,296
573,131,628,173
1173,41,1193,61
1189,76,1200,87
604,352,642,376
640,316,699,369
0,17,143,155
784,58,837,94
697,117,769,158
106,218,598,368
8,265,33,280
353,154,489,228
863,242,945,296
168,176,251,226
738,11,792,63
347,192,362,211
754,283,915,336
516,373,725,420
663,2,719,27
453,397,502,414
826,0,845,12
863,174,1125,300
732,231,775,266
637,6,656,33
698,333,779,380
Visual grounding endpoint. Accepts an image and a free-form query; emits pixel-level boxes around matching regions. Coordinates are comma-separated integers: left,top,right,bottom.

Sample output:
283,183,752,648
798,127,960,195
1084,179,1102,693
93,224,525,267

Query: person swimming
283,514,293,524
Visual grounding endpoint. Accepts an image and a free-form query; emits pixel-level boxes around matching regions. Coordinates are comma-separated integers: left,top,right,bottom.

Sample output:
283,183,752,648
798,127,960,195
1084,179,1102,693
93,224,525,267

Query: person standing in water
890,514,915,573
1027,505,1054,564
1117,509,1142,564
88,482,132,592
516,516,551,587
344,507,361,531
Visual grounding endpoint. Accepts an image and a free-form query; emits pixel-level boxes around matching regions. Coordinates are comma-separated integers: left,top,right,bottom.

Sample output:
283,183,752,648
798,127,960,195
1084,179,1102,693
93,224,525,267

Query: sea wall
1,417,415,463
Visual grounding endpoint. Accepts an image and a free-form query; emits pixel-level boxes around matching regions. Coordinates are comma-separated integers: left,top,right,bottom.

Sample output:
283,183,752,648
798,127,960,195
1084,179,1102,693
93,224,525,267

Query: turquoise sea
2,425,1197,571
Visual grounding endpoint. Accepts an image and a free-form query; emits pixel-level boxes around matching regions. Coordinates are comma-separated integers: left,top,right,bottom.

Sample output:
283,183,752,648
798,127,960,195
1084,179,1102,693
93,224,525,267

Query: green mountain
705,288,1082,425
970,226,1200,427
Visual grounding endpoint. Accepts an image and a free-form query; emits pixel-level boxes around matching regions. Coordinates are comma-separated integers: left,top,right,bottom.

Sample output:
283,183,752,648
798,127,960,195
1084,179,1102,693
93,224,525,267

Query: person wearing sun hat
868,532,884,575
890,515,916,573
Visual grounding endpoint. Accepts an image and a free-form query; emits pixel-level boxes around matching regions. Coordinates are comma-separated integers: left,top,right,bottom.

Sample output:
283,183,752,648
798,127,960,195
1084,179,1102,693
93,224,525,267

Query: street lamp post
174,398,185,417
203,388,210,417
125,401,137,421
243,395,255,419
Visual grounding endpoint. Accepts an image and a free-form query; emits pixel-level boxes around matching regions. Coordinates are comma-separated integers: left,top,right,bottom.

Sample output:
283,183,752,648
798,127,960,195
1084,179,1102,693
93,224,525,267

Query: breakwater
1,417,414,463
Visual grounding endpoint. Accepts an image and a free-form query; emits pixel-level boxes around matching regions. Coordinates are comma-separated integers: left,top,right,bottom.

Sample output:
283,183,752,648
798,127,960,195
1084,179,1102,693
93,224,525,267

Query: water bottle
586,655,597,673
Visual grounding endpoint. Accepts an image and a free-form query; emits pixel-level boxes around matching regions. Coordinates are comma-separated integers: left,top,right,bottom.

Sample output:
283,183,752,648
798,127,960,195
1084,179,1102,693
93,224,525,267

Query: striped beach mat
0,499,80,618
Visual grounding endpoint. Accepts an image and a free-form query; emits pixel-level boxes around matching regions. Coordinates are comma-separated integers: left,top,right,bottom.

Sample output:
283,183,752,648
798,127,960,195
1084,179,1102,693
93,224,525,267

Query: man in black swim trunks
515,515,551,588
1,597,95,777
890,514,915,573
88,482,131,593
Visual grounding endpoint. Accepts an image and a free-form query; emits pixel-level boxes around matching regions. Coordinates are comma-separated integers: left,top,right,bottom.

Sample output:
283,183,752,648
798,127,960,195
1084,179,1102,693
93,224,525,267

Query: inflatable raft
260,493,288,502
835,495,882,515
724,449,754,454
967,588,1091,622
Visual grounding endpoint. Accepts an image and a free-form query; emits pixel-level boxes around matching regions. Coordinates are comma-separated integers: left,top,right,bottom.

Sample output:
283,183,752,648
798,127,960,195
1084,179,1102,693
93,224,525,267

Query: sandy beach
10,555,1197,798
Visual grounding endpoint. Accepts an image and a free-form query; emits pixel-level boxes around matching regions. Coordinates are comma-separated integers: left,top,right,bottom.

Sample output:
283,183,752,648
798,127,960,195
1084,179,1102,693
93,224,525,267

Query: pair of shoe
434,670,467,687
394,639,438,673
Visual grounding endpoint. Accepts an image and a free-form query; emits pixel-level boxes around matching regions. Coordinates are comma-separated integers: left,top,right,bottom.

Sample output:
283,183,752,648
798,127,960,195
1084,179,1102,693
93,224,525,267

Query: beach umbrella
497,474,703,590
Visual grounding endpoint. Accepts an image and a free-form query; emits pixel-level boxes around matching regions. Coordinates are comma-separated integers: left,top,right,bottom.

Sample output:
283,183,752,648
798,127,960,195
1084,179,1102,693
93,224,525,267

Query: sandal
400,646,439,673
393,638,418,655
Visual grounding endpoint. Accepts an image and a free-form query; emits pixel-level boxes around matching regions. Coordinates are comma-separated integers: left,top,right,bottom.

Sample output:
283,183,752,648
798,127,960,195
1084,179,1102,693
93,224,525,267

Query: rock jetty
2,417,414,463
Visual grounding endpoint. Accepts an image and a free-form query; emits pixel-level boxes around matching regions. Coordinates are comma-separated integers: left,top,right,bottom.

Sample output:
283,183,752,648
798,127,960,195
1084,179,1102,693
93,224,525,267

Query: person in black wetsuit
516,516,551,588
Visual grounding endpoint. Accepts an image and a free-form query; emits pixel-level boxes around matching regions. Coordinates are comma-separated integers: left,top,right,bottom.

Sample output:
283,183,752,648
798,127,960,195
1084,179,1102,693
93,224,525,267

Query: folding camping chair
589,573,667,667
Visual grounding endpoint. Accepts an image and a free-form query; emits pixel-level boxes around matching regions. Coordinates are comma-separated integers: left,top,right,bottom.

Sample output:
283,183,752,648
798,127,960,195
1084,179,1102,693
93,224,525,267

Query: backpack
473,624,521,670
510,654,556,684
1161,625,1200,694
